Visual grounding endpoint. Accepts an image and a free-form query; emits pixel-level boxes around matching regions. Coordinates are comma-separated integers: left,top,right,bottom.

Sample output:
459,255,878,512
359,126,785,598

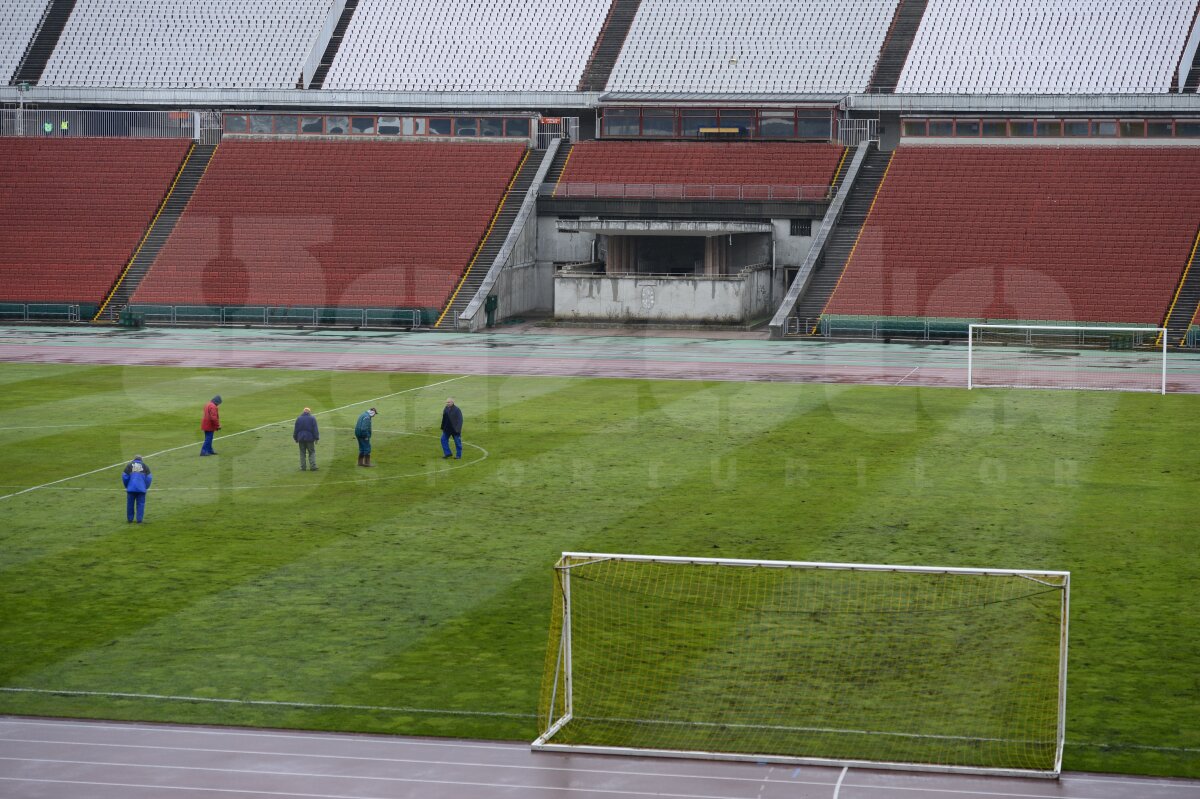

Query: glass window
249,115,273,134
796,113,831,139
1176,120,1200,137
326,116,349,135
1009,119,1035,137
455,118,478,136
378,116,401,135
1036,120,1062,137
429,118,452,136
602,108,640,136
982,119,1007,137
719,110,754,135
351,116,376,134
759,110,795,139
301,116,323,134
955,120,980,137
224,114,247,134
640,111,674,137
481,117,504,137
902,119,927,137
681,110,718,137
928,119,953,136
1093,120,1118,137
504,118,530,137
1063,119,1089,137
1119,120,1146,138
1147,120,1173,137
273,115,298,135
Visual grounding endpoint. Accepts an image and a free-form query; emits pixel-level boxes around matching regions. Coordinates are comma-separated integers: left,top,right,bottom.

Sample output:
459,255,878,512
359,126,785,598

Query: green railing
806,316,1180,344
0,302,96,322
126,305,434,328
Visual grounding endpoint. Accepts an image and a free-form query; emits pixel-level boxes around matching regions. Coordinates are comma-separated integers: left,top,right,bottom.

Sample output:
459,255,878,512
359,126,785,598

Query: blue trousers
441,432,462,458
357,436,371,455
126,492,146,522
201,430,215,455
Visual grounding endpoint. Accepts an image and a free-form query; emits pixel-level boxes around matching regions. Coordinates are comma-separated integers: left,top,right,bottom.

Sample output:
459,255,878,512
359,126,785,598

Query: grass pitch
0,362,1197,777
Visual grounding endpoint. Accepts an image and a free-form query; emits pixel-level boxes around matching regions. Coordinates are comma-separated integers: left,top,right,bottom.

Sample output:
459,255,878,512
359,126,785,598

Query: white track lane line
0,375,467,502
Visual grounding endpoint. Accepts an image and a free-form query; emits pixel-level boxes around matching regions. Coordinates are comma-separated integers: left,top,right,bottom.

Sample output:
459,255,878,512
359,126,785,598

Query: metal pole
1161,327,1167,395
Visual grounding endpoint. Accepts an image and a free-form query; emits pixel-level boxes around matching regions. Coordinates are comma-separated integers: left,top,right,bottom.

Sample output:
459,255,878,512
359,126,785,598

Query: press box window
790,219,812,236
603,109,640,137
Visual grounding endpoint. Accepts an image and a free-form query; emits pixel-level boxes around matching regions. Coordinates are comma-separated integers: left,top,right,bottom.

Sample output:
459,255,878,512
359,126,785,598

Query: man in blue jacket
441,397,463,459
293,407,319,471
355,407,377,467
121,455,153,523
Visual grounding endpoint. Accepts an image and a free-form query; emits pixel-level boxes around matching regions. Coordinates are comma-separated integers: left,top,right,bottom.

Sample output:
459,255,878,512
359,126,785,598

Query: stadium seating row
0,0,49,84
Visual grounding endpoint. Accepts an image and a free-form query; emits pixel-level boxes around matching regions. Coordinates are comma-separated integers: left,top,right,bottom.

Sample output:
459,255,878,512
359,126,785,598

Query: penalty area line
0,687,533,719
0,375,469,503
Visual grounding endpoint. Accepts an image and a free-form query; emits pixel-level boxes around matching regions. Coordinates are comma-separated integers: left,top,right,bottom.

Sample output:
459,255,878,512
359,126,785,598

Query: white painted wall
554,266,774,324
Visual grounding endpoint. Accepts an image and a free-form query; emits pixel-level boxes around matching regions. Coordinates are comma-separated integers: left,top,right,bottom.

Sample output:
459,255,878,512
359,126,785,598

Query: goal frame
532,552,1070,779
967,324,1167,394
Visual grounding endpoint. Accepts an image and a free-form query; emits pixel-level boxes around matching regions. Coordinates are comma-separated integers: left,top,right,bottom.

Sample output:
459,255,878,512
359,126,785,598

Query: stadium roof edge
847,93,1200,114
0,87,602,110
599,92,847,105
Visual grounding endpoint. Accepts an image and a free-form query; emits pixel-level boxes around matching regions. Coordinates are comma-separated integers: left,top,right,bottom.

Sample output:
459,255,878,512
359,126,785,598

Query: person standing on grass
200,395,222,455
121,455,152,523
355,407,377,467
293,407,319,471
441,397,463,459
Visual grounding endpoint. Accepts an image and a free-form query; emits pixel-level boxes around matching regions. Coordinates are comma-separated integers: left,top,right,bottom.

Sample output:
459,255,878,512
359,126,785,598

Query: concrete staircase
793,144,892,327
1163,243,1200,345
867,0,928,93
434,149,545,329
577,0,642,92
543,141,574,190
93,143,218,322
10,0,76,85
308,0,359,90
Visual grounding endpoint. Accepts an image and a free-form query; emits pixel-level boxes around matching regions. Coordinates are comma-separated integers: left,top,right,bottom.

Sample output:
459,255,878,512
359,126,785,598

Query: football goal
534,553,1070,778
968,324,1167,393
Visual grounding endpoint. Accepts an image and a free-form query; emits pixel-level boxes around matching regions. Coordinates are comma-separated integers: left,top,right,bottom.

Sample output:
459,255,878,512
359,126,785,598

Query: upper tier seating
0,0,49,84
323,0,610,91
606,0,900,93
39,0,335,88
897,0,1198,93
133,141,527,309
823,146,1200,324
0,139,190,303
558,141,846,196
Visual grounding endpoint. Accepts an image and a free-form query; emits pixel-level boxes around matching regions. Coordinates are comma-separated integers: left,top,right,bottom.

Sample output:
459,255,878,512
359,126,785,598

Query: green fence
0,303,96,322
811,316,1180,345
126,305,434,328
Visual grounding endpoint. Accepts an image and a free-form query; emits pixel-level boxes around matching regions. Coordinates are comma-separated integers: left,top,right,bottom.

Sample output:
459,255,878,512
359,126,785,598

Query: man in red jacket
200,395,222,455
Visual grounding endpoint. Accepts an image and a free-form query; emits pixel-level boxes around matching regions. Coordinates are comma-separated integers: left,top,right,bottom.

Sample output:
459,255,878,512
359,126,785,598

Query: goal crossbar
967,324,1166,394
534,552,1070,779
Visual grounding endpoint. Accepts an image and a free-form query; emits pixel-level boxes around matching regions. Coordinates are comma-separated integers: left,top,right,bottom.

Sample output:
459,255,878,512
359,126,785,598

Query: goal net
968,324,1166,393
535,553,1069,778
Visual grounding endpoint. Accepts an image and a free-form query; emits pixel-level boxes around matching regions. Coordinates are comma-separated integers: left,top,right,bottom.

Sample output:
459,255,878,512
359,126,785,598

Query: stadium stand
131,140,527,310
605,0,900,93
322,0,611,91
1,0,50,85
38,0,336,88
822,146,1200,324
556,141,846,195
896,0,1198,94
0,139,190,303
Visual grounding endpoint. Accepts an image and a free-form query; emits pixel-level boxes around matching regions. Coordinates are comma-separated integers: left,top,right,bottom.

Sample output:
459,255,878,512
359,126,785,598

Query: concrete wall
554,265,774,324
537,216,595,265
771,218,816,267
494,261,554,321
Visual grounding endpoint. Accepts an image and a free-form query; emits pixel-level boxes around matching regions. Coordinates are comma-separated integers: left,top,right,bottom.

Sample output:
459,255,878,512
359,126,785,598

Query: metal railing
544,183,830,201
0,303,84,322
128,305,423,328
1,109,196,139
837,117,879,146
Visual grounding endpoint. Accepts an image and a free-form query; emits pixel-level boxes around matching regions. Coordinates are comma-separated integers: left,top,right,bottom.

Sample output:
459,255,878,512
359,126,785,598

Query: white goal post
534,553,1070,778
968,324,1167,394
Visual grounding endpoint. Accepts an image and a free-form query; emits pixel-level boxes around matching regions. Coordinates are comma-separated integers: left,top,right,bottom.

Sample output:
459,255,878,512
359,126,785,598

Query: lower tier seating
824,146,1200,324
557,141,846,197
0,139,190,303
133,140,527,309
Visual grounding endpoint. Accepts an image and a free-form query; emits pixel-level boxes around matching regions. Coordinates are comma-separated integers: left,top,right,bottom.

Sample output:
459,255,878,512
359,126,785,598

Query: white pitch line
896,366,920,385
831,766,848,799
0,375,468,502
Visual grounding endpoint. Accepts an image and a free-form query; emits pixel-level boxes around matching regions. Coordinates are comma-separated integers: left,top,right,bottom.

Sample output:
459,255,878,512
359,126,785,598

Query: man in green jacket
355,407,377,467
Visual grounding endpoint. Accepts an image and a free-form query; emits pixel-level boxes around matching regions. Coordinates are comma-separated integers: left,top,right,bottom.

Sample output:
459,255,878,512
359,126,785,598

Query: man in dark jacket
121,455,153,523
200,395,222,455
441,397,463,459
293,407,319,471
355,407,377,467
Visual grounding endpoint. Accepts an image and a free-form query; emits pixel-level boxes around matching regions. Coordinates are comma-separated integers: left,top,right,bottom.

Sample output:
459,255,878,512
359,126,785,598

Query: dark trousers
441,432,462,458
298,440,316,469
126,492,146,522
201,430,215,455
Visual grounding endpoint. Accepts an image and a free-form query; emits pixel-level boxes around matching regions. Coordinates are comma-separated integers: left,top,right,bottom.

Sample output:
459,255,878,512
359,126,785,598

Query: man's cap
212,395,222,404
368,407,378,416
